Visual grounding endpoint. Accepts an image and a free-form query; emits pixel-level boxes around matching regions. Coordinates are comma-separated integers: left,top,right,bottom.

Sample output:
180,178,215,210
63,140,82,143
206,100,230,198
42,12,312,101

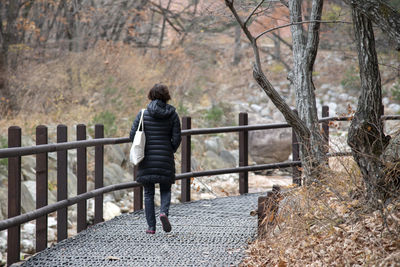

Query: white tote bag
129,109,146,165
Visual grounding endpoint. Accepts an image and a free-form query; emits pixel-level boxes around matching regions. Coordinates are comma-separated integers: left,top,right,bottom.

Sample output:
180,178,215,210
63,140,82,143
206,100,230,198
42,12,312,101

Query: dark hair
147,84,171,102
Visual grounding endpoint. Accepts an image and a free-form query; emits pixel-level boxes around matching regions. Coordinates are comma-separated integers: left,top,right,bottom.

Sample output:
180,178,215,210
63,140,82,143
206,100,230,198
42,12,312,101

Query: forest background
0,0,399,265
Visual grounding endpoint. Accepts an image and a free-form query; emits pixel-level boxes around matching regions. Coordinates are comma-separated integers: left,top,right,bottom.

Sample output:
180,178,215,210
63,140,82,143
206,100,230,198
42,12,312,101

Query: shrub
91,111,117,137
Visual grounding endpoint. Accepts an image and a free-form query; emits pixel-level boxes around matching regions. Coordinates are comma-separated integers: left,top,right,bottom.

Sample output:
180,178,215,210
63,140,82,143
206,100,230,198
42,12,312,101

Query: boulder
105,144,126,166
103,202,121,221
21,181,57,213
0,188,7,220
248,114,292,164
383,131,400,162
204,137,225,154
104,163,130,201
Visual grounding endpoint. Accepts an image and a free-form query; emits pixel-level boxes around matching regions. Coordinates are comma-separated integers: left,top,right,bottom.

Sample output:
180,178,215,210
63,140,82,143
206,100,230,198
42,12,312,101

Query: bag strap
138,109,145,131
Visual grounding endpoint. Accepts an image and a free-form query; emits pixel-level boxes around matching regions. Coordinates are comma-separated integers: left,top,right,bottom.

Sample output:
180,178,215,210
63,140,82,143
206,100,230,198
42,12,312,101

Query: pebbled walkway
19,193,261,267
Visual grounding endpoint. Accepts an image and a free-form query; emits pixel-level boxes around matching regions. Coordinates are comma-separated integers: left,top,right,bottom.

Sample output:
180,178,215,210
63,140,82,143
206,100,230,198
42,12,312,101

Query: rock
204,137,225,154
251,104,263,113
22,168,36,181
0,231,7,251
21,181,57,213
0,188,7,220
21,181,36,213
48,216,57,228
248,114,292,164
383,131,400,162
388,103,400,114
21,156,36,177
203,150,236,170
22,223,35,237
104,163,130,186
104,163,130,201
103,202,121,221
219,150,237,167
105,145,126,166
21,239,35,254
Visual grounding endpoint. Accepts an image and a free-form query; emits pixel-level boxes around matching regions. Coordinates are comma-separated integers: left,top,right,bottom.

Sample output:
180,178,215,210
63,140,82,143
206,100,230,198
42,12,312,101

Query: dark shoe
159,213,171,233
146,226,156,234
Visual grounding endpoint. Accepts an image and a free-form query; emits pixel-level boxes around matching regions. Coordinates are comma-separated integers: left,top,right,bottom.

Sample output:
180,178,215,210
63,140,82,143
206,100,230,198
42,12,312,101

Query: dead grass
242,157,400,266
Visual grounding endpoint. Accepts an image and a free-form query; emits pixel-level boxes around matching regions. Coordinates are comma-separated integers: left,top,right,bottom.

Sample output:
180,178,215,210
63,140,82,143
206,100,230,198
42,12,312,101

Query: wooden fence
0,105,399,266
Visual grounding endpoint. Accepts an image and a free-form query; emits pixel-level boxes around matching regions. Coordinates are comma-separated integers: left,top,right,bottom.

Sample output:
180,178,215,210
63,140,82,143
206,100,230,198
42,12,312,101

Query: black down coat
129,100,181,184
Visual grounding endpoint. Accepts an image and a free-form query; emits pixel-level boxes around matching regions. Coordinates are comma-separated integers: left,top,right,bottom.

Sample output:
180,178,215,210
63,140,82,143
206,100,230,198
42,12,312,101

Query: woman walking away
129,84,181,234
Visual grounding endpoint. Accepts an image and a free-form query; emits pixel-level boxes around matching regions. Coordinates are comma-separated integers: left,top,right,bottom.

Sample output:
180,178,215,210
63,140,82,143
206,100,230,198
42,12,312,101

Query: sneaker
159,213,171,232
146,226,156,234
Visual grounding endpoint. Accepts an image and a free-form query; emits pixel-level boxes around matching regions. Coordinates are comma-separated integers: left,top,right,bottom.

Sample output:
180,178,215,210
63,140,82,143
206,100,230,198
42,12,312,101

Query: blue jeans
144,183,171,228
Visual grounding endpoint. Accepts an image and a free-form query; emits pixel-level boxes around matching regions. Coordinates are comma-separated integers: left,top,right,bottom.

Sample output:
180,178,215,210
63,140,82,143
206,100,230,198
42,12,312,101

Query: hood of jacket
147,100,176,119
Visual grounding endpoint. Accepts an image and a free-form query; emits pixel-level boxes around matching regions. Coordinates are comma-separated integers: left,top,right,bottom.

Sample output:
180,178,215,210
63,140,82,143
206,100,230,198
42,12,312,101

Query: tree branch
255,19,350,40
244,0,265,26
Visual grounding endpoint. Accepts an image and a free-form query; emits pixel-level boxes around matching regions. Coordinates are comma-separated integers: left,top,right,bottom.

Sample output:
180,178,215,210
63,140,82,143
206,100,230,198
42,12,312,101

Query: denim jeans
143,183,172,228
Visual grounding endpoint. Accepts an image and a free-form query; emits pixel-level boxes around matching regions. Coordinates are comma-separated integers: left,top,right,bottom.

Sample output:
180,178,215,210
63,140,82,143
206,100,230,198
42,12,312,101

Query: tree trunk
347,7,391,208
289,0,327,179
342,0,400,50
0,0,20,114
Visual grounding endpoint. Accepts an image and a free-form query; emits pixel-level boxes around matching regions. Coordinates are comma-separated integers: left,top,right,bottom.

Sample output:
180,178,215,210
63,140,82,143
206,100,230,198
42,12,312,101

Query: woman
129,84,181,234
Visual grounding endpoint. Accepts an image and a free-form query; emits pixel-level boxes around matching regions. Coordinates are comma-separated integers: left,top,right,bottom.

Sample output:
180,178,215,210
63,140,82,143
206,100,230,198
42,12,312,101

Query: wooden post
57,125,68,242
133,165,143,211
94,124,104,222
36,125,48,252
181,117,191,202
258,185,281,236
77,124,87,232
7,126,21,266
239,113,248,195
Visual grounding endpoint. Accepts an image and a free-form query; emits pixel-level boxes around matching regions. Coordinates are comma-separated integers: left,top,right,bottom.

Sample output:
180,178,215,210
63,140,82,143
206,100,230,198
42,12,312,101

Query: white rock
103,202,121,221
388,103,400,113
22,223,36,236
383,97,390,106
21,239,35,254
250,104,263,113
48,216,57,228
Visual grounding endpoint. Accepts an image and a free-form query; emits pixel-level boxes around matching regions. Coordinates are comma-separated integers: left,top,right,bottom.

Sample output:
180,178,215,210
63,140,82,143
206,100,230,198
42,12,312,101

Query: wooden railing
0,106,399,265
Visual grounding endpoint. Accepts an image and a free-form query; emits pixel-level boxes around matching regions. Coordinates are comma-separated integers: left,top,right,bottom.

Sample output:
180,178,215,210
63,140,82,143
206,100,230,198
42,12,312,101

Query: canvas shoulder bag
129,109,146,165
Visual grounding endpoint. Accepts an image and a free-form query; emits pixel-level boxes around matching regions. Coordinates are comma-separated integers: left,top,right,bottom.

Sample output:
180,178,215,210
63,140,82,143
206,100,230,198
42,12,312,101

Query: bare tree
342,0,400,50
345,1,400,207
225,0,328,180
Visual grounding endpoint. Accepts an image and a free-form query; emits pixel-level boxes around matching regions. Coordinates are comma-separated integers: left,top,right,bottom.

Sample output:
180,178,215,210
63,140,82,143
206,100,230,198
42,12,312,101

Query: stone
21,181,57,213
0,188,7,220
105,144,126,166
250,104,263,113
383,131,400,162
219,150,237,167
21,239,35,254
248,114,292,164
104,163,130,201
21,181,36,213
103,202,121,221
21,156,36,175
204,137,225,154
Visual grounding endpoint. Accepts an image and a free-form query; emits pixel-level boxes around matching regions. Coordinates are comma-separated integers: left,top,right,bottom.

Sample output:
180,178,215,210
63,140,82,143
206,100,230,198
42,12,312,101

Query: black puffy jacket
129,100,181,184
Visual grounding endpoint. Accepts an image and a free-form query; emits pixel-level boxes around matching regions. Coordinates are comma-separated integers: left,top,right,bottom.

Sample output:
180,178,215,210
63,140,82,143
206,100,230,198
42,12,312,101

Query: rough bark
347,8,392,208
289,0,327,178
0,0,21,114
225,0,328,181
342,0,400,50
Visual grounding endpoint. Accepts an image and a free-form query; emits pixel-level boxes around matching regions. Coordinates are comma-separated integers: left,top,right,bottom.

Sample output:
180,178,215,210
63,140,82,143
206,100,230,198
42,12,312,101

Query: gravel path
17,193,261,266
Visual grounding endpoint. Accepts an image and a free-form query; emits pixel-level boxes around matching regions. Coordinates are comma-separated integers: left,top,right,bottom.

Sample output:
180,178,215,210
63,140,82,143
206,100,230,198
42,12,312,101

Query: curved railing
0,106,399,265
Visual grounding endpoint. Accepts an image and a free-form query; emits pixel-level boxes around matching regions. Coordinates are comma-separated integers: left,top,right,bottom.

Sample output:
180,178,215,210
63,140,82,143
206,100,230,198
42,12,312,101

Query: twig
244,0,266,26
255,20,351,40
